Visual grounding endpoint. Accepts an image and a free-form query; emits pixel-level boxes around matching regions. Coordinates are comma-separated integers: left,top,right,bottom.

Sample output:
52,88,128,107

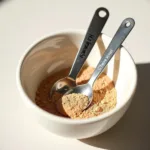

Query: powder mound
57,93,89,118
35,66,117,119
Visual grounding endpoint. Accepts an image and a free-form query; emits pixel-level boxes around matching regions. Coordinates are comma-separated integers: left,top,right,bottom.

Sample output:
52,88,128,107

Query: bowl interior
20,31,137,113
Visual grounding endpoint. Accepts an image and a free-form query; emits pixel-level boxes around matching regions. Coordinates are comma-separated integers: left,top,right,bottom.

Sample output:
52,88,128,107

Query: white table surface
0,0,150,149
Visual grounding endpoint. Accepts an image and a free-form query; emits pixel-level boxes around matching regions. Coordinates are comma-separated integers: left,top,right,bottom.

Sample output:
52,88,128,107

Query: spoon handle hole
96,7,109,19
125,21,131,27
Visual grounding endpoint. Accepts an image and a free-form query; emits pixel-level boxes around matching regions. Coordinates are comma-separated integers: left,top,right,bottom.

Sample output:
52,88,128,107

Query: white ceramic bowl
16,30,137,139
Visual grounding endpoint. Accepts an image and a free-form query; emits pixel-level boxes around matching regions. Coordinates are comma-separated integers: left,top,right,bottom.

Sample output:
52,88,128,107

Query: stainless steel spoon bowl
63,18,135,107
50,7,109,97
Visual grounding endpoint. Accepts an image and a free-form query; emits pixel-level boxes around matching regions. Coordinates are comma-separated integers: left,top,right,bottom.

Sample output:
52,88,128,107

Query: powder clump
57,93,89,118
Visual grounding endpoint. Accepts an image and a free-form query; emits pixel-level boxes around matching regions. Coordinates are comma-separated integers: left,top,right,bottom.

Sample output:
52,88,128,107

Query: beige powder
57,93,89,117
35,66,117,119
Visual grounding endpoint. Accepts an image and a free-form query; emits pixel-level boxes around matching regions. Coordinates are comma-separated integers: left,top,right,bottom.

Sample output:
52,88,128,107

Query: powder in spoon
57,93,89,117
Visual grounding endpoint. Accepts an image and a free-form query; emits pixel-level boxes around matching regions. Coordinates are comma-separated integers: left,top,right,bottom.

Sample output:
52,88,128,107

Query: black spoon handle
69,7,109,80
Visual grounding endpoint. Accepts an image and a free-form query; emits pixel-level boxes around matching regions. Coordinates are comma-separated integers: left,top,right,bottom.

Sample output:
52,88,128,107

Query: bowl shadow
80,63,150,150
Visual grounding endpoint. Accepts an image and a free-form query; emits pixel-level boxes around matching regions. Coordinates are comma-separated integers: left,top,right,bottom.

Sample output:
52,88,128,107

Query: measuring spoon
50,7,109,97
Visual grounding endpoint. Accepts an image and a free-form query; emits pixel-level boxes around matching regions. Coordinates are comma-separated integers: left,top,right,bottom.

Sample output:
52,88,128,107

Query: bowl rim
16,29,138,125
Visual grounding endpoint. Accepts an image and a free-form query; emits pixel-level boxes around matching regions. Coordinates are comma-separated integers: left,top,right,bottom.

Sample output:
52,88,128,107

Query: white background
0,0,150,149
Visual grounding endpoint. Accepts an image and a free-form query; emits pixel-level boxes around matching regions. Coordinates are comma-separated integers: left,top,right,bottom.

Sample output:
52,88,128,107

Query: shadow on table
0,0,11,5
80,63,150,150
